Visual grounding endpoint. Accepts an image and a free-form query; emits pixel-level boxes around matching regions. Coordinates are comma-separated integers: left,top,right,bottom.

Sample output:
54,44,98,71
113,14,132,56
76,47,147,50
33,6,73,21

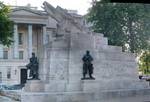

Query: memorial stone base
20,88,150,102
24,80,45,92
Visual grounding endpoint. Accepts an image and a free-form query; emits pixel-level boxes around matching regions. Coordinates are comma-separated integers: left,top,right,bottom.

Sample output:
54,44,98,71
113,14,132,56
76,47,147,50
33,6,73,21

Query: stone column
0,44,3,58
28,24,32,58
43,25,47,45
13,24,19,59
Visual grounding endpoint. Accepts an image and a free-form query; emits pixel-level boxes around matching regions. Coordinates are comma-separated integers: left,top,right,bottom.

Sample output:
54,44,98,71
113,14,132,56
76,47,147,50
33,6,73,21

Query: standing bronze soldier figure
82,50,95,80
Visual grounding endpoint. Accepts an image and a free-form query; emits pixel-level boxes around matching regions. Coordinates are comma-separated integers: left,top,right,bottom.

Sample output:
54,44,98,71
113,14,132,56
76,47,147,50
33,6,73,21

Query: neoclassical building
0,2,86,85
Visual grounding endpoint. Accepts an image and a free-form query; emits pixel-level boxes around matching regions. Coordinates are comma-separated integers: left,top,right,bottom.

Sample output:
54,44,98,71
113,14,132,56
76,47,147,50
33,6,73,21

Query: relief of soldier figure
82,50,95,80
26,52,39,80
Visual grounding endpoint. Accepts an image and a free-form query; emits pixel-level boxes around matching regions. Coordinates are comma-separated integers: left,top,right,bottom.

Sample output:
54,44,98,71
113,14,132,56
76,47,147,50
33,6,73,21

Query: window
18,33,23,45
3,51,8,59
19,51,23,59
7,68,11,79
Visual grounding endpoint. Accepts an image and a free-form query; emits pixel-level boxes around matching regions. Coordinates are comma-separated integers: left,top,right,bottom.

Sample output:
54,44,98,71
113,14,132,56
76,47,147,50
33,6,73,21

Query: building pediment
10,7,47,18
10,7,48,24
12,10,42,17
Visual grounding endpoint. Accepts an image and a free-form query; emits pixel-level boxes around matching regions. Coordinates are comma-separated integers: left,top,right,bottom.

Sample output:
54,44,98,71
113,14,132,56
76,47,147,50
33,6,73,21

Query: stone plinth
20,88,150,102
24,80,45,92
81,79,149,92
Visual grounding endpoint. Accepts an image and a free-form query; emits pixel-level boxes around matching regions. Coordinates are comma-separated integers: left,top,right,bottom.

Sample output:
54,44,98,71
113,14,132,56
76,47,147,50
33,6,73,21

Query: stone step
70,55,137,66
93,36,108,46
93,72,138,79
18,88,150,102
98,45,122,53
68,73,138,83
68,72,138,82
93,61,137,74
69,67,137,80
93,60,137,69
78,75,137,81
101,52,136,61
69,60,137,74
43,79,149,93
69,52,136,65
93,33,109,46
93,32,104,37
82,80,149,92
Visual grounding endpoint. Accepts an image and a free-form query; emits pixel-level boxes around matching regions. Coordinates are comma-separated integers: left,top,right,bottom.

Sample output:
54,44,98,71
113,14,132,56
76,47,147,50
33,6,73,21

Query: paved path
0,94,150,102
99,95,150,102
0,96,19,102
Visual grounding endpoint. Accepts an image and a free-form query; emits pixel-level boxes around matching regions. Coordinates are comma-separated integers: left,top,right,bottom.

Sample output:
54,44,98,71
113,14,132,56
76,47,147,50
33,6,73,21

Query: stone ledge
20,88,150,102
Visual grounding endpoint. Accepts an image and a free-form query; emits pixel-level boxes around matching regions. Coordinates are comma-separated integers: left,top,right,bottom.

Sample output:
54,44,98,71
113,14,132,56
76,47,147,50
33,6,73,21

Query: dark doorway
20,69,27,84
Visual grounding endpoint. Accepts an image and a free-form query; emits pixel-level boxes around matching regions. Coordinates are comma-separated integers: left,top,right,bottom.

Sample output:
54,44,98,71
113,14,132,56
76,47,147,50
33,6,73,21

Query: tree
87,2,150,53
139,51,150,74
0,2,13,46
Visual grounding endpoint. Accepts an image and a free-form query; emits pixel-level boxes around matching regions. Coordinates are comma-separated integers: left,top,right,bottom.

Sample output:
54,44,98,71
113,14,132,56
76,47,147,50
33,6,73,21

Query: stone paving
1,94,150,102
0,91,150,102
99,95,150,102
0,96,19,102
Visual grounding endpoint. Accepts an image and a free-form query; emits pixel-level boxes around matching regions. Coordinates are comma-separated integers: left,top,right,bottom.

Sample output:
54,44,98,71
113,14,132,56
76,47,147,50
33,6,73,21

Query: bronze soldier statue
82,50,95,80
26,53,39,80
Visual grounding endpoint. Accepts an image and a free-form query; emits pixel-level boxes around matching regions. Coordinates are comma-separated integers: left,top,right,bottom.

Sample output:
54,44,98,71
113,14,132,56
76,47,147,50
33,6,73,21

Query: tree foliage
87,2,150,53
0,2,13,46
139,51,150,74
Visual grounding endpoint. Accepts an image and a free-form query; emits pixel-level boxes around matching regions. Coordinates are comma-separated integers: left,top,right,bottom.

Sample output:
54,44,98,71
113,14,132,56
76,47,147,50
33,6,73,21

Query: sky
1,0,93,15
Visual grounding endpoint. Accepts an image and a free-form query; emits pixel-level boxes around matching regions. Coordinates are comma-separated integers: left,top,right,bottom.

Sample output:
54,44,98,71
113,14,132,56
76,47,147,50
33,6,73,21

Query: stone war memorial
3,1,150,102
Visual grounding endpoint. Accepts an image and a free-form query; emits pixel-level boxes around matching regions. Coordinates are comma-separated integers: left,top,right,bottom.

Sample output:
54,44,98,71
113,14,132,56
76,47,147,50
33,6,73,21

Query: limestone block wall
67,32,148,91
44,34,71,92
44,32,148,92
